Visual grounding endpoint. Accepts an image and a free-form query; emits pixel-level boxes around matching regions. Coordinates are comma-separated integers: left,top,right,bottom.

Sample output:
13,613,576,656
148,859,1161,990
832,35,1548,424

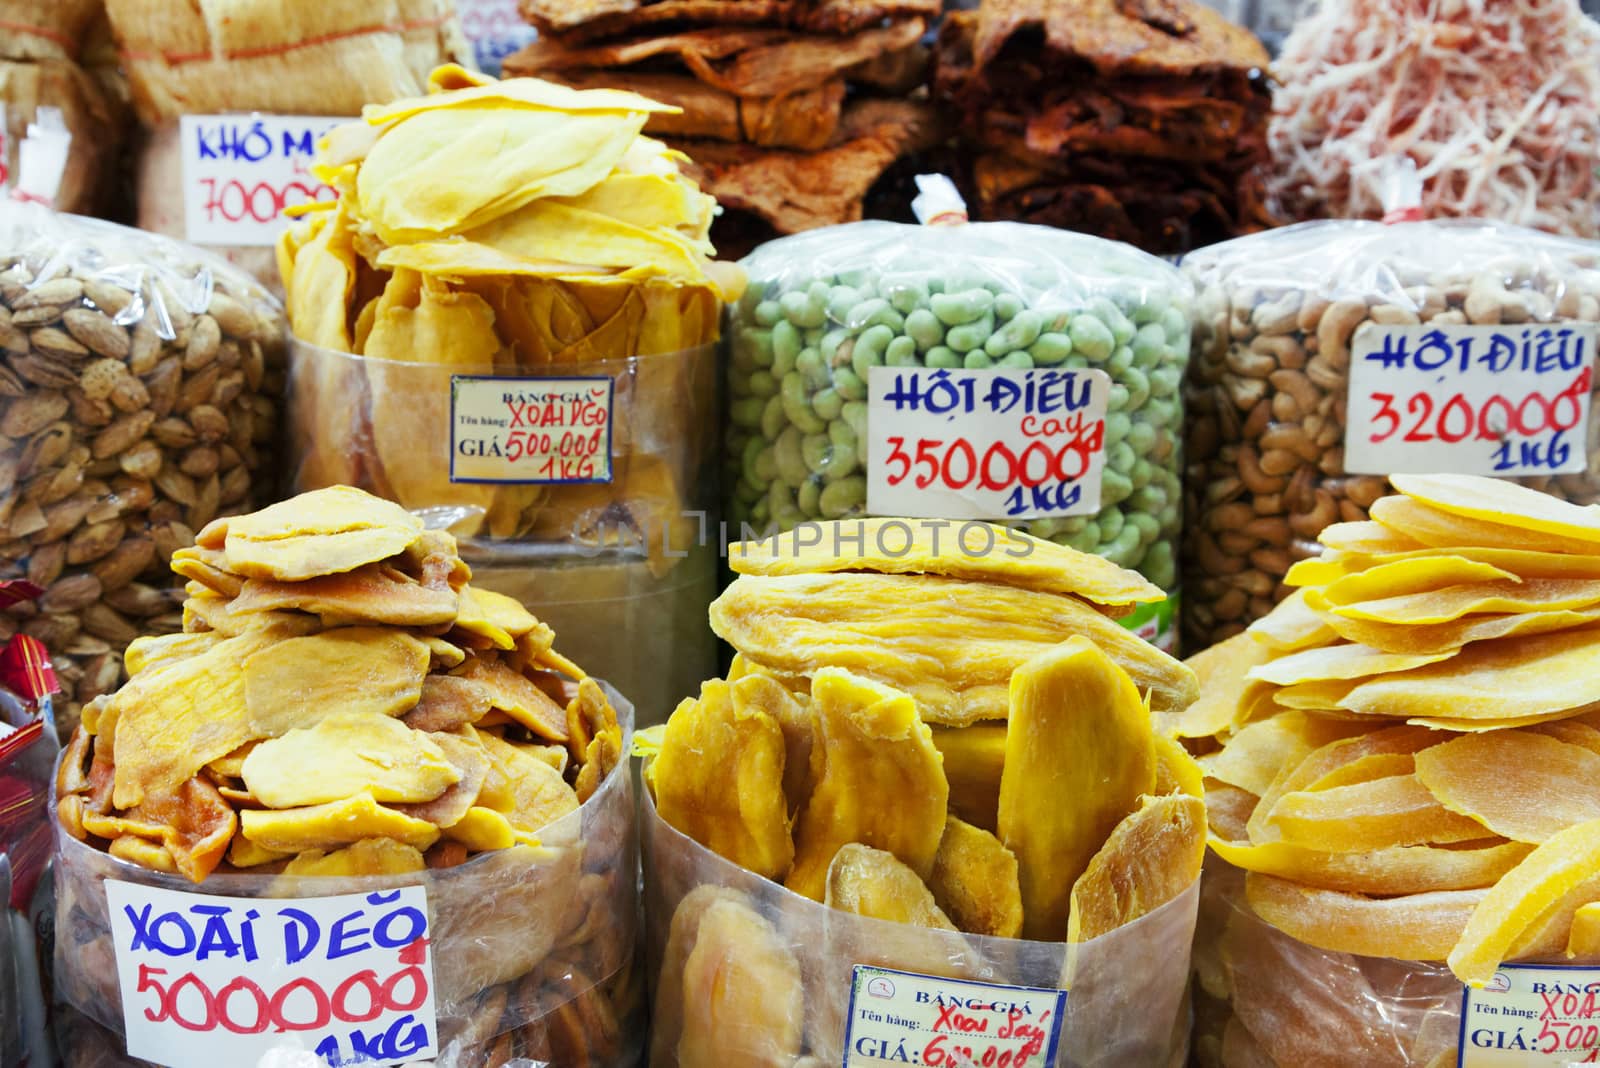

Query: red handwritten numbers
133,956,429,1034
451,377,615,484
181,116,343,247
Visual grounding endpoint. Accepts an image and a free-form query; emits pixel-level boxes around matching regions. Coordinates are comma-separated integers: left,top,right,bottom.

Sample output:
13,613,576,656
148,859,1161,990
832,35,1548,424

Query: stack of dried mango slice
279,63,744,551
640,520,1207,1066
1185,474,1600,1067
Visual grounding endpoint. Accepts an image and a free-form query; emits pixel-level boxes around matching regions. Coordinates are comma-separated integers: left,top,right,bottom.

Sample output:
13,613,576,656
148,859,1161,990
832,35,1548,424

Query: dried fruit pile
640,520,1206,1065
1184,474,1600,1065
279,64,742,556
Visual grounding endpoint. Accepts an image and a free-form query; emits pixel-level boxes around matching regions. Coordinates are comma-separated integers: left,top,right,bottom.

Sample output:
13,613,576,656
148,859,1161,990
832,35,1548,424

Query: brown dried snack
519,0,939,41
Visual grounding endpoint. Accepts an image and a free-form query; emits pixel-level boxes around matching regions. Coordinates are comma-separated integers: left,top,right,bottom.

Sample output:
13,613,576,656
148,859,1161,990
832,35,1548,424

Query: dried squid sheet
1170,632,1273,739
1245,873,1485,961
727,518,1164,614
1325,577,1600,625
1337,626,1600,722
1246,590,1335,653
1371,495,1600,557
1317,557,1518,606
1415,731,1600,844
1322,605,1600,657
1391,473,1600,543
711,572,1196,726
1208,835,1532,895
1246,643,1456,687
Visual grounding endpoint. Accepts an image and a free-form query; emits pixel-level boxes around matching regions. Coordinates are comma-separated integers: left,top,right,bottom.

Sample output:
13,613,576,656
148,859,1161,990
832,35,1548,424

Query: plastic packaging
642,786,1199,1068
0,60,124,215
725,220,1192,596
1182,219,1600,649
53,686,642,1068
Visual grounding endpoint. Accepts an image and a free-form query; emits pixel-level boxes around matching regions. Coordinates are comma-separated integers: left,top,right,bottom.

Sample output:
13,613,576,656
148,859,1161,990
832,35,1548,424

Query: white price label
1345,323,1596,477
842,966,1065,1068
866,367,1109,520
106,882,438,1068
449,375,613,484
1459,964,1600,1066
179,115,342,247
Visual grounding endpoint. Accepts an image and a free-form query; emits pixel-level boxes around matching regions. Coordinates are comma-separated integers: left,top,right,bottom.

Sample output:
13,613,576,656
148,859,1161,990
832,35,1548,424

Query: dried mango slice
1303,752,1415,791
1392,474,1600,542
1282,553,1358,588
1154,734,1204,799
676,897,804,1068
1416,731,1600,843
206,742,257,780
228,837,289,868
244,628,430,735
1000,637,1154,939
123,775,238,883
390,732,489,829
1247,590,1337,653
123,631,221,677
1372,495,1600,556
456,657,569,741
826,843,958,930
424,637,467,669
446,806,518,851
170,546,245,598
1450,818,1600,985
1271,679,1358,711
1322,606,1600,657
220,486,424,581
283,839,427,876
402,676,492,732
1533,720,1600,757
652,679,792,880
241,712,460,808
454,586,542,649
710,572,1197,726
1316,520,1426,554
1205,782,1257,843
1339,627,1600,722
475,728,579,834
731,674,814,816
1568,902,1600,958
1266,774,1489,851
926,816,1023,937
231,566,458,627
1356,546,1600,581
1330,578,1600,625
728,519,1163,615
184,593,321,639
110,836,177,874
650,886,752,1068
1320,557,1519,606
1247,643,1457,687
1246,873,1485,960
930,724,1006,831
241,792,441,853
1068,794,1205,943
1199,711,1367,797
1210,834,1530,894
785,669,948,901
1174,633,1274,738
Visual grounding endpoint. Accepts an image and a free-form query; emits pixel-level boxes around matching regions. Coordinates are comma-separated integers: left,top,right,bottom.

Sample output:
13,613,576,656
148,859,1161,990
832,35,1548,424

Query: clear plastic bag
52,686,642,1068
0,205,288,736
642,785,1199,1068
726,221,1192,604
1182,218,1600,649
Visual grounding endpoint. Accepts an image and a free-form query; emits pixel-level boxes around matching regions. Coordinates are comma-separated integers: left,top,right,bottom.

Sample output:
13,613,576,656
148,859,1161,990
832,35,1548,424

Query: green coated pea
734,475,762,504
836,269,870,289
1063,354,1089,371
1065,523,1101,552
779,290,825,328
781,373,827,433
931,289,994,326
730,344,756,376
889,283,928,315
754,300,782,327
819,476,866,519
1141,398,1176,430
750,496,770,525
963,351,995,369
773,320,801,365
985,310,1043,356
946,314,994,354
1056,516,1088,535
842,401,869,443
1029,332,1072,366
852,324,894,379
760,395,786,440
1107,383,1130,412
1101,468,1133,506
731,397,764,429
802,432,833,474
1104,412,1131,447
1129,457,1153,490
812,387,844,421
1038,308,1072,333
1139,541,1176,590
1102,525,1142,567
820,328,851,365
827,286,863,323
886,336,919,366
996,352,1034,369
741,437,768,485
848,299,904,333
1131,323,1167,367
1123,367,1151,410
774,426,810,487
1107,346,1134,377
1025,517,1064,540
821,441,859,481
1068,315,1114,361
994,293,1025,321
796,348,830,390
1127,483,1168,514
797,477,823,516
906,309,944,352
747,370,778,398
1160,304,1188,345
742,327,774,366
1111,314,1136,347
754,445,779,484
739,284,765,316
1151,424,1177,464
925,346,961,369
1126,421,1157,455
1149,365,1182,398
1130,301,1162,325
1129,512,1160,547
834,368,866,401
1098,507,1125,541
1107,441,1135,472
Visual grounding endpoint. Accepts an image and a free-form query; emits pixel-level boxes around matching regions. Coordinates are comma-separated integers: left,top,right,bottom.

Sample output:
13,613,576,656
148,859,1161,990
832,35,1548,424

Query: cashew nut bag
639,520,1206,1067
0,204,288,738
279,64,745,570
1183,219,1600,649
51,485,640,1067
1181,474,1600,1067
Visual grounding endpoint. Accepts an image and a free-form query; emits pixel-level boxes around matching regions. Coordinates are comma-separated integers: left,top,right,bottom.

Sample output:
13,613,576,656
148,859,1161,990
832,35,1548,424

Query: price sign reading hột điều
449,375,614,484
1458,964,1600,1066
179,115,342,247
1345,323,1597,477
842,966,1066,1068
867,367,1110,520
105,882,438,1068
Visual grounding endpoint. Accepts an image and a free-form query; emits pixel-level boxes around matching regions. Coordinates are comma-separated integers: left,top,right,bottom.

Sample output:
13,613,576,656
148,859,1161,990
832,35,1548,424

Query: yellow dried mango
219,486,424,581
1000,637,1154,939
730,673,813,816
1450,818,1600,985
1068,794,1205,943
123,632,221,677
1359,545,1600,581
241,712,460,808
930,724,1006,831
1247,590,1337,653
727,519,1163,615
652,679,793,880
390,731,489,829
1268,678,1359,712
1209,835,1531,895
474,729,579,834
230,566,458,627
1199,711,1367,797
1205,781,1257,843
1392,474,1600,543
1247,643,1457,687
1316,520,1426,554
785,669,948,901
1246,873,1485,960
1568,902,1600,958
1246,724,1443,843
228,837,290,868
456,657,569,741
1153,734,1204,799
710,572,1197,727
1533,719,1600,757
826,843,957,930
454,586,543,649
926,817,1023,938
240,793,440,853
1331,578,1600,625
1265,774,1489,851
446,806,519,851
244,628,430,734
170,546,245,597
401,676,492,733
1175,633,1275,738
282,839,427,876
1372,495,1600,556
1415,731,1600,844
1320,557,1518,606
650,887,754,1068
676,897,804,1068
1322,606,1600,657
1303,752,1415,791
110,836,177,874
1282,553,1358,588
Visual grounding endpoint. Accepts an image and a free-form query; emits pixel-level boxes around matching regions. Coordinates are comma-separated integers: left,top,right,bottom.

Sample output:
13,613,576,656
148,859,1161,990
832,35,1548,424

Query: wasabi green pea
1127,482,1168,514
1131,323,1167,366
754,445,779,484
1029,332,1072,366
1102,525,1143,567
774,426,810,487
1128,512,1161,546
836,269,870,288
852,324,895,378
886,336,919,366
1141,398,1176,430
1056,516,1088,536
781,373,827,432
1107,383,1130,412
1065,523,1101,552
743,327,774,364
1149,365,1182,398
1098,507,1125,541
750,496,771,525
1026,517,1064,539
1107,346,1134,377
1103,411,1132,448
1038,308,1072,333
772,320,801,365
747,370,779,398
1139,541,1177,590
797,477,823,516
820,476,866,519
796,348,830,390
829,419,857,450
963,351,995,369
827,286,863,323
1123,367,1151,410
1130,301,1162,325
802,432,834,475
1129,457,1153,490
850,299,905,333
926,346,961,369
1107,441,1135,472
834,368,867,401
1068,315,1114,361
1160,304,1188,345
812,387,844,421
731,397,764,429
740,437,768,484
842,400,869,442
754,300,782,327
889,284,928,315
739,284,765,316
734,475,763,504
821,441,859,481
985,310,1043,357
906,308,944,352
1063,354,1089,371
946,314,995,354
779,289,826,329
994,293,1025,321
820,328,851,366
1150,424,1177,464
1101,468,1133,506
996,352,1034,370
931,289,994,326
760,395,785,440
1126,420,1157,456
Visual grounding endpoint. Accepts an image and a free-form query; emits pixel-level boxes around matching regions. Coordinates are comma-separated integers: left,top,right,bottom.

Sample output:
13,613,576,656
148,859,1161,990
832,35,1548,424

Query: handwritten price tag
867,367,1109,520
1346,324,1597,476
454,0,539,75
1459,964,1600,1065
843,966,1065,1068
179,115,341,247
449,375,614,484
105,882,438,1068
